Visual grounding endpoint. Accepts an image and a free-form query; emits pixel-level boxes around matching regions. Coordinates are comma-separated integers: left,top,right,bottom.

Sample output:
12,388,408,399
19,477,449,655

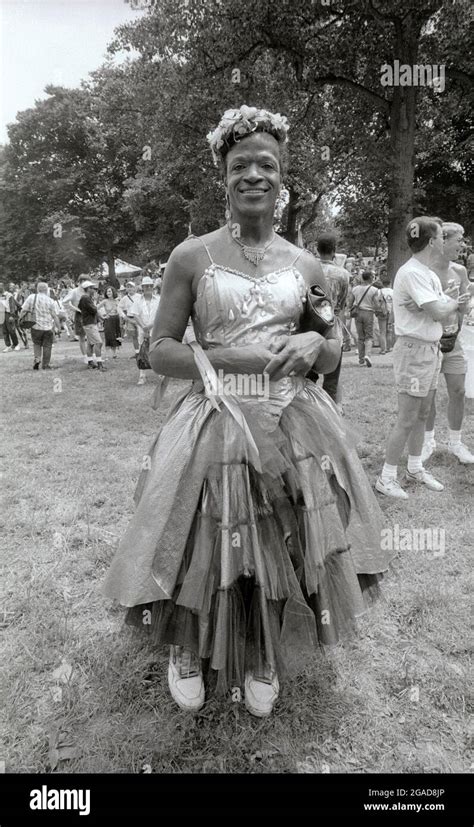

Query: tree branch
308,74,390,113
445,67,474,88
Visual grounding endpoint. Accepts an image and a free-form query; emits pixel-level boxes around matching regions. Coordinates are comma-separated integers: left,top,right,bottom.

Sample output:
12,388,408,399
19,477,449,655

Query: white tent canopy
100,259,142,277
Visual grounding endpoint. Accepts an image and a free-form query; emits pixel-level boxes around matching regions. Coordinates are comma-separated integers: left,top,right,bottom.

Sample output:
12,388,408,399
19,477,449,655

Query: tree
1,70,146,279
112,0,472,278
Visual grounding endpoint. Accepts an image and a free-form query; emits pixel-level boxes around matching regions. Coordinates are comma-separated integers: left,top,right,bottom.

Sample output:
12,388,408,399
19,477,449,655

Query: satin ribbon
189,342,262,472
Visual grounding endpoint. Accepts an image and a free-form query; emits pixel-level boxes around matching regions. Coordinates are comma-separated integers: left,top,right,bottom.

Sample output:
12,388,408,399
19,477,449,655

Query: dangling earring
224,192,231,223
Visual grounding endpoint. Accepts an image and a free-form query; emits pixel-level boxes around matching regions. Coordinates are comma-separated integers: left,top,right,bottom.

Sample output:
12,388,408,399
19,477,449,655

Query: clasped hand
264,332,325,380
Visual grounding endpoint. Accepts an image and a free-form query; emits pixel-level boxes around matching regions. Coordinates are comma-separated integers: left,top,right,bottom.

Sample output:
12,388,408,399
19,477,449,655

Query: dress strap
187,234,214,265
290,247,309,267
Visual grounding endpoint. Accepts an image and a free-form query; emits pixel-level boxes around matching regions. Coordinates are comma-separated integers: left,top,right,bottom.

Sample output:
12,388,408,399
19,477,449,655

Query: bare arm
149,240,274,379
452,263,472,318
421,296,462,322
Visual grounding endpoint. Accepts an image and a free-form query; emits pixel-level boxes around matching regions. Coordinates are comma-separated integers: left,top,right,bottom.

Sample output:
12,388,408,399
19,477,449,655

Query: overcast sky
0,0,145,144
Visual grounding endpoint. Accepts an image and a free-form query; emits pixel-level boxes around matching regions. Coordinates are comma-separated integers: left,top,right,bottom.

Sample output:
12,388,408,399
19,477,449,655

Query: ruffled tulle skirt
102,377,392,692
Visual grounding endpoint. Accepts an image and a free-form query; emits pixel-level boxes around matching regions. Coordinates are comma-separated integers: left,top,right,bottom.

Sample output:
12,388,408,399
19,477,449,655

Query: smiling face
224,132,281,219
443,230,465,261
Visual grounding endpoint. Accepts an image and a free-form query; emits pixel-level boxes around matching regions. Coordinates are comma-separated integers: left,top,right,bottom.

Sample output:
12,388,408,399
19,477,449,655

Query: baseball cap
125,281,136,287
81,281,97,289
141,276,154,286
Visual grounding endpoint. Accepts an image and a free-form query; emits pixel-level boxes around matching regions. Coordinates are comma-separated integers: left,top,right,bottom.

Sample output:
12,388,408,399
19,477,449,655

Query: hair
37,282,48,292
104,285,117,299
362,270,373,282
317,232,337,257
442,222,464,239
406,216,442,252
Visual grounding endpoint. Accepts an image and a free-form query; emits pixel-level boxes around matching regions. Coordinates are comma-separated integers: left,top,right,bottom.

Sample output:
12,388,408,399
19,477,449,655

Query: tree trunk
386,19,419,284
283,186,300,244
107,251,116,280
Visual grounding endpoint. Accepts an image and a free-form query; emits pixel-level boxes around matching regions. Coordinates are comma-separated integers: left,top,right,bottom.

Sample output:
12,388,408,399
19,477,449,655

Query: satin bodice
192,262,307,351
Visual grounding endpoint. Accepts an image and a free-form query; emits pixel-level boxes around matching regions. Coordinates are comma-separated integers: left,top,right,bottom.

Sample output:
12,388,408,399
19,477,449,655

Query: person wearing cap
118,281,140,357
78,282,106,371
128,276,160,385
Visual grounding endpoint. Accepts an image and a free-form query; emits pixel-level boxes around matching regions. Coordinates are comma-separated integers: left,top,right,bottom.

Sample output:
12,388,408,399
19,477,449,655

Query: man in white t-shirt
128,276,160,385
375,217,470,499
118,281,139,356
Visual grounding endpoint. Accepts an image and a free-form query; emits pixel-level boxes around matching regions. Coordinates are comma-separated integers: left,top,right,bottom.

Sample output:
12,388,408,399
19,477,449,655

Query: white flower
207,105,290,161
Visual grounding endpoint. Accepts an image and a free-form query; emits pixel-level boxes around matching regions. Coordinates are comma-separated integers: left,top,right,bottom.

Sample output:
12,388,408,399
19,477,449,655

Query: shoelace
251,664,276,685
173,646,200,679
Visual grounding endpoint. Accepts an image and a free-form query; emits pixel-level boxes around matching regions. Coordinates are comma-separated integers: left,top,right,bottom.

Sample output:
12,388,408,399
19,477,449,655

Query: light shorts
83,324,102,347
392,336,441,397
440,336,467,375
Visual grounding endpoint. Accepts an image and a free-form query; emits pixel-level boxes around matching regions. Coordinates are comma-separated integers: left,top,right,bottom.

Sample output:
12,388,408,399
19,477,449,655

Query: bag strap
354,284,373,309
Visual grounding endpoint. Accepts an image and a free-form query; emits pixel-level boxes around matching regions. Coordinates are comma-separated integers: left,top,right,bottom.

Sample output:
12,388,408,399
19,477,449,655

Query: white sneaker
448,442,474,464
421,439,436,463
244,670,279,717
3,346,12,352
168,646,204,712
405,468,444,491
137,376,146,385
13,344,21,351
375,476,409,500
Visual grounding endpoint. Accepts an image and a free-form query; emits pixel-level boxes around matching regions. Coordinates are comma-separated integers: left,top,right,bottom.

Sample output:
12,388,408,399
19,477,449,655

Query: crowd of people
0,273,163,383
2,104,473,719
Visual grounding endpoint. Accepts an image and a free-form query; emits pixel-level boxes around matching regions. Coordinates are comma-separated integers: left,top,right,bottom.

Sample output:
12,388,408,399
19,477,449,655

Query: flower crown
207,105,289,166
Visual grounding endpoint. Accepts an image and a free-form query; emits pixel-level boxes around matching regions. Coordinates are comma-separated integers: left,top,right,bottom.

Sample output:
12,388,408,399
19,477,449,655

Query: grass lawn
1,337,472,774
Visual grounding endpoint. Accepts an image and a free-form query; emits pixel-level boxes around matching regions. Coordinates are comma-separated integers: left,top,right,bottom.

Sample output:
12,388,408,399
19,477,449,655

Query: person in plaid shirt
20,282,61,370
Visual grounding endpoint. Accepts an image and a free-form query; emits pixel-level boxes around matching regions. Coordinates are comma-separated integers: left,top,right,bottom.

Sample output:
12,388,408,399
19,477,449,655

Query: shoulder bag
19,292,38,329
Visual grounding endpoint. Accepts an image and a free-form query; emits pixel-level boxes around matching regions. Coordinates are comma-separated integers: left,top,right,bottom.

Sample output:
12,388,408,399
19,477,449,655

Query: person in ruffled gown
102,106,393,717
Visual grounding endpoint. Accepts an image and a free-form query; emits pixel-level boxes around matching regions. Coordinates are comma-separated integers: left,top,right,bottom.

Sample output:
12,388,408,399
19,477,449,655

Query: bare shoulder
291,246,327,287
451,261,468,279
165,235,212,284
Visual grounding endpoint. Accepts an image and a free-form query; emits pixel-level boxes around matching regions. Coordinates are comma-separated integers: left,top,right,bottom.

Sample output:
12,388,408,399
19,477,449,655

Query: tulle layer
103,379,392,691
